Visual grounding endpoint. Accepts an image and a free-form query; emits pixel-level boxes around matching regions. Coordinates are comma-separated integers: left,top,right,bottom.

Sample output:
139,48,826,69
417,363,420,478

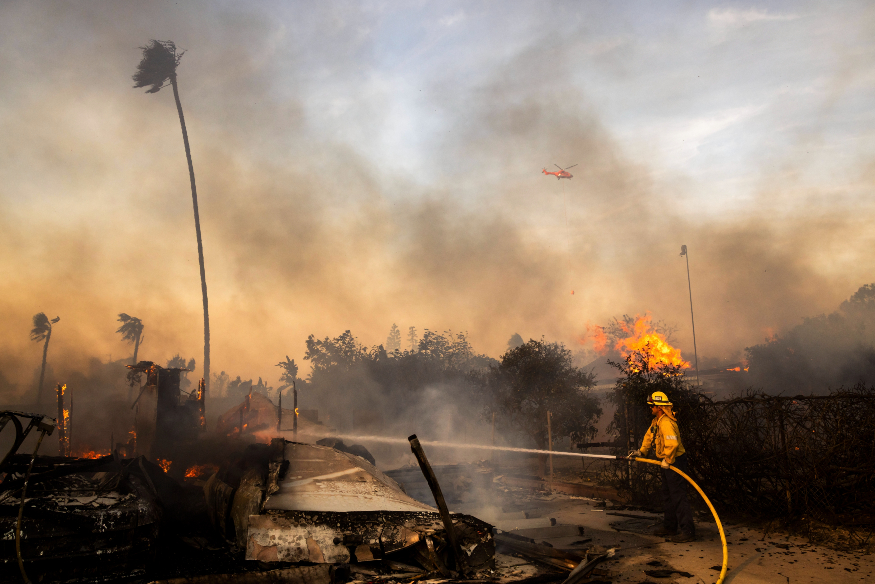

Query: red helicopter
542,164,577,179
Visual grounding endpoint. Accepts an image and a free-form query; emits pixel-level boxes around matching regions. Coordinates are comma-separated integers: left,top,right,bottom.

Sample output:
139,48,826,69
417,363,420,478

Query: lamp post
680,245,700,385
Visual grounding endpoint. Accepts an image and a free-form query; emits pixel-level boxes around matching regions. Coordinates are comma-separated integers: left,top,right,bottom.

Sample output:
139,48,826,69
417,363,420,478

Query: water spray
327,433,619,459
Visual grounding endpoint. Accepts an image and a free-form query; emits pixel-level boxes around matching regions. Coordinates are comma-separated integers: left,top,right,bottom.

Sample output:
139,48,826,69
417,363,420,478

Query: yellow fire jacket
640,409,685,464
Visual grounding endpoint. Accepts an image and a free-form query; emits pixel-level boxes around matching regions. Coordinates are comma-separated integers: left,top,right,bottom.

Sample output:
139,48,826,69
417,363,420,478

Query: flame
295,407,299,416
57,383,71,456
579,324,608,354
727,366,741,372
614,314,689,370
157,458,172,473
74,449,109,459
184,463,218,478
60,407,71,455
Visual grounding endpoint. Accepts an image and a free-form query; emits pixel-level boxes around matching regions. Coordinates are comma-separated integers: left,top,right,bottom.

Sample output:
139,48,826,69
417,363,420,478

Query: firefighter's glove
660,459,670,469
627,450,642,459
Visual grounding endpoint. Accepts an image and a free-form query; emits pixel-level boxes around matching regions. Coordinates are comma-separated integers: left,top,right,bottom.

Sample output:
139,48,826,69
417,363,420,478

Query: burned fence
605,385,875,547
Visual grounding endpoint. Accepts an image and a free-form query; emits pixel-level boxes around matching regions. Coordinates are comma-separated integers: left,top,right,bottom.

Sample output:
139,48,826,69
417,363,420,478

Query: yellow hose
631,457,728,584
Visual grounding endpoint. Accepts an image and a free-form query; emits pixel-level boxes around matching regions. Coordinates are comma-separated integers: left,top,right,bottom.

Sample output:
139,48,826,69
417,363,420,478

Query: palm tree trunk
132,333,141,365
170,73,210,397
37,328,51,405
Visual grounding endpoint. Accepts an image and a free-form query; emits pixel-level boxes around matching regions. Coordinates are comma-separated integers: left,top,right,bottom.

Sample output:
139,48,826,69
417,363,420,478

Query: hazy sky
2,1,874,394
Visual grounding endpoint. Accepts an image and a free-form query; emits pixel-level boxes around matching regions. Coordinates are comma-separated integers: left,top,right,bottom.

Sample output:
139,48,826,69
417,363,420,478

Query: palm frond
132,40,184,94
30,312,51,342
116,313,144,343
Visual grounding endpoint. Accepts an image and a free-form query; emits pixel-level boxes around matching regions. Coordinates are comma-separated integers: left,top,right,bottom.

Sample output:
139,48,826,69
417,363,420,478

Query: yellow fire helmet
647,391,673,406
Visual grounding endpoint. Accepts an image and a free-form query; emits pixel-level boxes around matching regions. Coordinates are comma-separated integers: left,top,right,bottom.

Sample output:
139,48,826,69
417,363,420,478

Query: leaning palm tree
30,313,60,405
116,313,145,364
133,40,210,395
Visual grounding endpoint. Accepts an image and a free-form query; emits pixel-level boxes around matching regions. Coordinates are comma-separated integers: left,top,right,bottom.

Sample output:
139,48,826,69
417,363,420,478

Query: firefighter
627,391,695,542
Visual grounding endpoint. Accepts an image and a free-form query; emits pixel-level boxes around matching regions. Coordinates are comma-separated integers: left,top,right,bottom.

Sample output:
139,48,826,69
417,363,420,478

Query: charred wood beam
408,434,466,575
493,533,582,571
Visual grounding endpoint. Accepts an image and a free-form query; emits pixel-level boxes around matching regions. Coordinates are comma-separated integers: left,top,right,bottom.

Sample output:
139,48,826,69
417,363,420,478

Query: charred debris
0,363,612,584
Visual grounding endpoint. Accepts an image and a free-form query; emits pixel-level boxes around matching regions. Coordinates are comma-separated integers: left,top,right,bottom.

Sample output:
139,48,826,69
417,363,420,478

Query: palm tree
133,40,210,395
276,356,299,389
30,313,60,405
116,313,145,364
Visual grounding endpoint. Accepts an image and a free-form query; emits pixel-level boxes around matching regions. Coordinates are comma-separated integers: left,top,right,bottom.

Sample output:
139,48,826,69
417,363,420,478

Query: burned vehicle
204,438,495,577
0,411,165,583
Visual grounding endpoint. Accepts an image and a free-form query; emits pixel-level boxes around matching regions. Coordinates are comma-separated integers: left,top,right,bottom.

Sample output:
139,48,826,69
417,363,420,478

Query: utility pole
680,245,700,385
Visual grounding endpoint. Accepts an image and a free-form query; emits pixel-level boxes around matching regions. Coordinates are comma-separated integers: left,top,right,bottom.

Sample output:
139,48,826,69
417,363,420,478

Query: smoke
2,2,875,407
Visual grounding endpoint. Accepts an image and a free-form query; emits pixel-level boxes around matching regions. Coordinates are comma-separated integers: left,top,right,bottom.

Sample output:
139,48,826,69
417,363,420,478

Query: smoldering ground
2,2,875,404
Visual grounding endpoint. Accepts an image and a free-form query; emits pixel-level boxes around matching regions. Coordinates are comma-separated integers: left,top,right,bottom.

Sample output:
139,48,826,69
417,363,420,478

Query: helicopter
542,164,577,179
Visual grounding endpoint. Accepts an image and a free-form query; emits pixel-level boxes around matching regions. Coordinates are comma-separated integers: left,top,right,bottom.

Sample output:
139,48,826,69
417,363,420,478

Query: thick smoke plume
2,3,874,410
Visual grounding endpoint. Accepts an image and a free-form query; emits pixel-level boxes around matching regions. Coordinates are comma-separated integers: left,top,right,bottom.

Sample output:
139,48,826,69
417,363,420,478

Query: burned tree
133,40,210,397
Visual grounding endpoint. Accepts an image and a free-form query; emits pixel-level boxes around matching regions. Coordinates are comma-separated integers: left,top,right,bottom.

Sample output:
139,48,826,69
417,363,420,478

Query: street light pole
680,245,700,385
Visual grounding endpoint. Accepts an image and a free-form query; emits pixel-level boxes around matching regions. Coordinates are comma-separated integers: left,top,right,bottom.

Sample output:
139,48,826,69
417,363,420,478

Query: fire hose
555,452,727,583
623,455,728,584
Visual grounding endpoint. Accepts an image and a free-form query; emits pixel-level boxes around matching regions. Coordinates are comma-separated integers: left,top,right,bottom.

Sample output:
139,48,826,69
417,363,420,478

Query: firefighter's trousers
660,453,695,536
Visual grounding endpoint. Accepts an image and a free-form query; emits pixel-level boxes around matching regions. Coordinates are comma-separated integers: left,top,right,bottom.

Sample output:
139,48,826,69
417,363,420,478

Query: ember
184,463,218,478
74,449,110,459
157,458,172,473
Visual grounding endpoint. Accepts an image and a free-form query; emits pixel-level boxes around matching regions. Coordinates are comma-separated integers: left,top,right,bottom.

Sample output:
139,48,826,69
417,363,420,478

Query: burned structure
2,368,617,582
128,361,205,467
0,411,166,583
205,438,495,575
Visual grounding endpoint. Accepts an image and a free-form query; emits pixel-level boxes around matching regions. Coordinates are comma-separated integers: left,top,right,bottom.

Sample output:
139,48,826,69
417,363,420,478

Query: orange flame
60,407,71,455
579,324,608,354
157,458,172,473
614,314,689,370
184,463,219,478
74,449,109,459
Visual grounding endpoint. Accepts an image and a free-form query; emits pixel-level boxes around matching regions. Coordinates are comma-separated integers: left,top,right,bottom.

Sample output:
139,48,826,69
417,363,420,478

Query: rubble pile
0,375,614,584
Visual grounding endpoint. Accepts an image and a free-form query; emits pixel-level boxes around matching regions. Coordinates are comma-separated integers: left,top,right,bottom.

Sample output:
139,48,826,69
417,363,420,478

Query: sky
2,0,874,397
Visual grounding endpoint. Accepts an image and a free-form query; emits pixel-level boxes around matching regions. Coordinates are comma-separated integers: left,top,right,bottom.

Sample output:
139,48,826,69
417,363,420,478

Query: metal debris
203,439,496,576
0,453,162,583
